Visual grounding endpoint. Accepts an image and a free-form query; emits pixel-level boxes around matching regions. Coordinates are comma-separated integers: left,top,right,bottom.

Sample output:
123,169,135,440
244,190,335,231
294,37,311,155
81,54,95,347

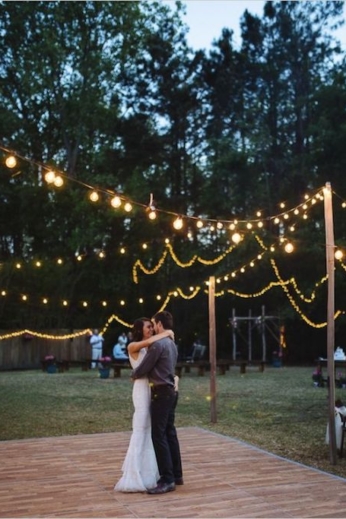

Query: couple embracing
114,310,183,494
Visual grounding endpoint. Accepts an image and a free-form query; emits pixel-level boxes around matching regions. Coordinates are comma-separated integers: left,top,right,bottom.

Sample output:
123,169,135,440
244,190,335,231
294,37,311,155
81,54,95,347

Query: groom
131,310,183,494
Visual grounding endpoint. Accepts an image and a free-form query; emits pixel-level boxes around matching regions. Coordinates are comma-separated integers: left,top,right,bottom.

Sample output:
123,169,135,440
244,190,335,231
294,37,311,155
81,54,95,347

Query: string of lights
2,146,346,337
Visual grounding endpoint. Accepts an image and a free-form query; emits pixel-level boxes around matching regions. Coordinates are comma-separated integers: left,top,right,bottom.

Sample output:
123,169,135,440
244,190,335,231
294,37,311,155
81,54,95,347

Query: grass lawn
1,365,346,479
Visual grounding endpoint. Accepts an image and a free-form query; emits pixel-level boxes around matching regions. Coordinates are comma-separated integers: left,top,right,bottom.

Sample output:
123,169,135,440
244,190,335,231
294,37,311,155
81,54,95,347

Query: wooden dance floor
1,426,346,518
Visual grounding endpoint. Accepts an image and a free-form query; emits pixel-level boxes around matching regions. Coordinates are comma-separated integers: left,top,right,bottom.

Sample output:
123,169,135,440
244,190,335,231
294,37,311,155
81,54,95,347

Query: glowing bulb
139,298,144,304
22,295,27,301
142,243,147,249
284,242,294,253
44,170,55,183
196,220,203,228
54,176,64,187
258,221,263,228
120,300,125,306
283,213,289,220
280,202,285,209
335,249,343,260
246,222,252,229
274,218,280,224
57,258,63,264
229,223,235,231
148,210,157,220
83,301,88,307
16,263,21,269
120,247,125,254
63,300,68,306
5,156,17,168
111,196,121,208
173,217,183,230
124,202,132,212
256,211,262,217
231,232,241,244
217,222,223,229
1,290,6,296
89,191,99,202
35,261,41,267
102,301,107,306
43,298,48,304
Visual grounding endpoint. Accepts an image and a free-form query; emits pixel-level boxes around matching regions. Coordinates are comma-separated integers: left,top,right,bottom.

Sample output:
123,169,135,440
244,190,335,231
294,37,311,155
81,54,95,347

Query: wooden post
209,276,217,423
261,305,266,362
232,308,237,361
324,182,337,464
248,309,252,362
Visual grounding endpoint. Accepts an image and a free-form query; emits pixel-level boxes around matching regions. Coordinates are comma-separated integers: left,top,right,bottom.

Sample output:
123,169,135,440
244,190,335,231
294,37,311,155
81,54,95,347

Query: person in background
114,317,174,492
118,332,128,350
89,329,104,368
131,310,183,495
113,341,129,362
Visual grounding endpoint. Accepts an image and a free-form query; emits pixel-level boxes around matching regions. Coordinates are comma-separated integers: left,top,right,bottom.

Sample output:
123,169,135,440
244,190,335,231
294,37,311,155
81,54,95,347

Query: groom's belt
151,384,174,391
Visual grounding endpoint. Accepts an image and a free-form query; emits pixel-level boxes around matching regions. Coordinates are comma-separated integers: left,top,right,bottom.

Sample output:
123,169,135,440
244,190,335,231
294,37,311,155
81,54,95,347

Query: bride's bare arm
128,329,174,354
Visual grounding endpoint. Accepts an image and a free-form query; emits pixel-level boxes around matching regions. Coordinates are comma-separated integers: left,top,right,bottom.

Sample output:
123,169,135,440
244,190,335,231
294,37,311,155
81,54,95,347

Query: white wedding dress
114,348,159,492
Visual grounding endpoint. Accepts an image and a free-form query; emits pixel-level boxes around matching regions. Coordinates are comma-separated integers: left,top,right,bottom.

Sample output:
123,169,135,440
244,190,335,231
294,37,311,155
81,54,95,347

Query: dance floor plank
0,427,346,518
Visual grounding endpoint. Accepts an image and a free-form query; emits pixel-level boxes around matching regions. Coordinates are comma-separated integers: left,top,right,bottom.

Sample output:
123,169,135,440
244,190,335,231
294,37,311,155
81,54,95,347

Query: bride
114,317,174,492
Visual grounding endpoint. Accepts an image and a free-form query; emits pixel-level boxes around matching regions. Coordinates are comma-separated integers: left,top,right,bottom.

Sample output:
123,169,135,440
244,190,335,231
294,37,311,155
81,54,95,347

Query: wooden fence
0,330,92,370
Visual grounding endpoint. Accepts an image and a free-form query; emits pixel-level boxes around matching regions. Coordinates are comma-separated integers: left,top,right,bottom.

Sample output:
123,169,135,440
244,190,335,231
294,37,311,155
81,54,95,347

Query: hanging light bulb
196,220,203,229
148,210,157,220
284,242,294,253
231,232,241,244
89,191,99,202
44,170,55,183
124,202,132,212
246,222,252,229
173,217,183,230
53,176,64,187
5,155,17,168
111,196,122,208
335,249,343,260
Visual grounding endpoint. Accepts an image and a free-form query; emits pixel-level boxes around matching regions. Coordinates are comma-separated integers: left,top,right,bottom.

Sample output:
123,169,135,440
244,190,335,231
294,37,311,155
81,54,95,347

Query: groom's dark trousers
151,385,182,484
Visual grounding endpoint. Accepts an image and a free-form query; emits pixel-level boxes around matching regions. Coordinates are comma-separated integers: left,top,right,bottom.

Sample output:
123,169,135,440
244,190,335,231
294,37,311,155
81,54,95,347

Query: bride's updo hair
132,317,151,341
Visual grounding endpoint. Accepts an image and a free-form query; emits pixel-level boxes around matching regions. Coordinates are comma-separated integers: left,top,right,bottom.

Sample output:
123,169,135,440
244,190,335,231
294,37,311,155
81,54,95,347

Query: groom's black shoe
175,477,184,485
147,482,176,494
